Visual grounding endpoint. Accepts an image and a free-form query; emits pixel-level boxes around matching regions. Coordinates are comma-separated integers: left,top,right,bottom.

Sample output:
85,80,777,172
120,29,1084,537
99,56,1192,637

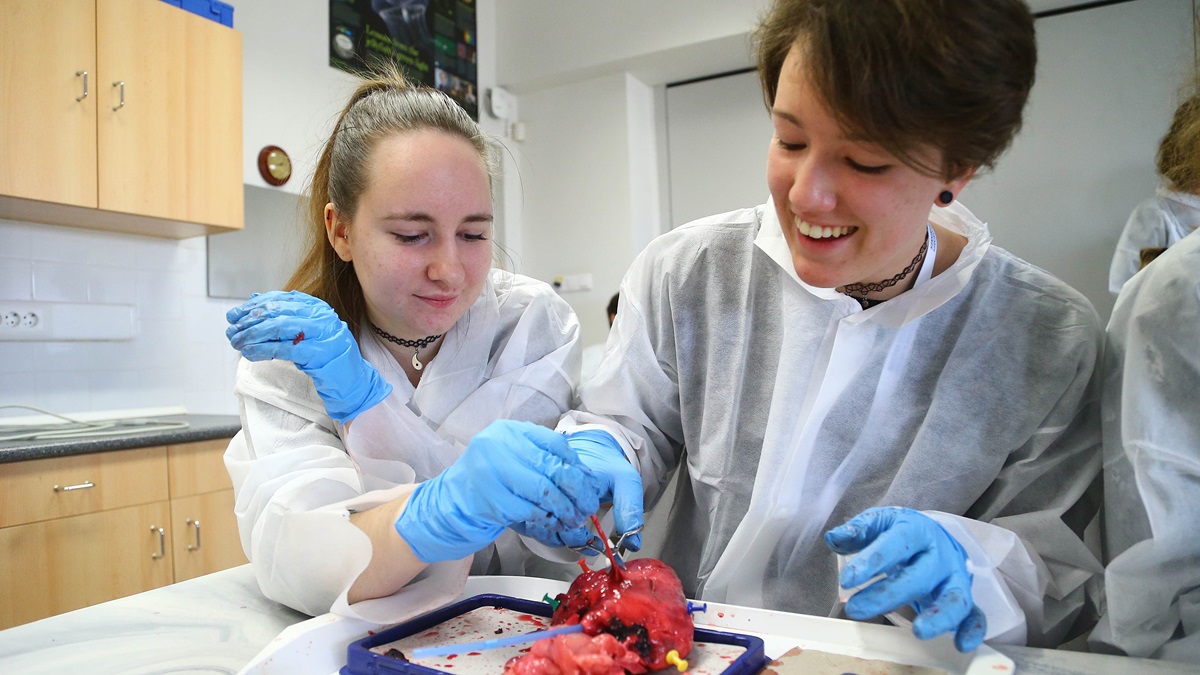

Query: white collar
753,198,992,325
1157,185,1200,210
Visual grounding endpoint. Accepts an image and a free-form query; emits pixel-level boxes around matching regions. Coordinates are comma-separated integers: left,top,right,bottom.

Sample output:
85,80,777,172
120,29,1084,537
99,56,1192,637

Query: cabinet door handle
112,80,125,111
75,70,88,101
186,518,202,551
53,480,94,492
150,525,165,559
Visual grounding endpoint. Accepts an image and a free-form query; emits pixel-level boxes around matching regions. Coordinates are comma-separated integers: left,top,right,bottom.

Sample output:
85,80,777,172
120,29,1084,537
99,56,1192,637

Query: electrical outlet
0,301,49,339
0,301,135,341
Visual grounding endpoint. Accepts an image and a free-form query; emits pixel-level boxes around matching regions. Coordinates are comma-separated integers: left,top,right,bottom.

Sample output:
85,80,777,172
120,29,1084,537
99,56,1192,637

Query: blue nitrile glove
825,506,987,653
225,290,392,423
555,429,645,552
394,420,602,562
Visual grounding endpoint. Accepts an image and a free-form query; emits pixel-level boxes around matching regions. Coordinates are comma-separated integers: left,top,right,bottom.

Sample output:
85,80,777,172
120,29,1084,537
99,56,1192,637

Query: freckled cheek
463,249,492,290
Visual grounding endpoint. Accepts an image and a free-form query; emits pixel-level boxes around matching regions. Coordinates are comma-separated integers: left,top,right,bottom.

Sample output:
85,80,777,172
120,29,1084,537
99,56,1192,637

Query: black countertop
0,415,241,464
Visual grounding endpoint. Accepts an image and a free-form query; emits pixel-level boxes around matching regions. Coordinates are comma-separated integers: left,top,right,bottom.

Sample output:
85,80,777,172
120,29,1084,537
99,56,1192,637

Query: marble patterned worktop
0,414,241,463
0,565,304,674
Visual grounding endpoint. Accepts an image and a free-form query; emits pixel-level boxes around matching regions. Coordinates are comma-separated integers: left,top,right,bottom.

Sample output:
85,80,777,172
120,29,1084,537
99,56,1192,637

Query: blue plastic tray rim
342,593,769,675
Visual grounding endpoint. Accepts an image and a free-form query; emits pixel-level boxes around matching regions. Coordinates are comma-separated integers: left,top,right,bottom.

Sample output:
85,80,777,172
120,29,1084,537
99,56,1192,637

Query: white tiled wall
0,219,242,417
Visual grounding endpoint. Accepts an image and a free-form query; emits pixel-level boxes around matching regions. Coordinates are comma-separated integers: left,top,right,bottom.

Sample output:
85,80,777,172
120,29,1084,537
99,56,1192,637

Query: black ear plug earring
937,190,954,206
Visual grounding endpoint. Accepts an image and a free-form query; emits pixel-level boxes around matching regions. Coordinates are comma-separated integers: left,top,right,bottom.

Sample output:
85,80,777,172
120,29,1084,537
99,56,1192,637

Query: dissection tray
341,593,768,675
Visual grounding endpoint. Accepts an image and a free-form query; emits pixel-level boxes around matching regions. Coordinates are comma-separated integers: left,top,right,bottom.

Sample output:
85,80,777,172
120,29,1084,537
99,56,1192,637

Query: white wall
495,2,767,344
961,0,1196,321
665,69,771,228
514,74,634,346
495,0,767,94
0,223,235,416
0,0,502,418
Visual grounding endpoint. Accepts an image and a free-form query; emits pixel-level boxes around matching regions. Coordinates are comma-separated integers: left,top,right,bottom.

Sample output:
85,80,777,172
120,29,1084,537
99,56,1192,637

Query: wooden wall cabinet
0,0,243,239
0,437,246,630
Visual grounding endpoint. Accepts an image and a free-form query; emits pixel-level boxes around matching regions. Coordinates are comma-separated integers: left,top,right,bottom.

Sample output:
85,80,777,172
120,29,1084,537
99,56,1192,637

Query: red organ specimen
505,558,694,675
503,632,643,675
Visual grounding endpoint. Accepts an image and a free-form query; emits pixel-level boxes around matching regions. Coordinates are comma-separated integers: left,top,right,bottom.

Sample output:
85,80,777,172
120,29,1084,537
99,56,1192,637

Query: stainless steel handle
186,519,201,551
53,481,94,492
112,80,125,111
76,70,88,101
150,525,165,560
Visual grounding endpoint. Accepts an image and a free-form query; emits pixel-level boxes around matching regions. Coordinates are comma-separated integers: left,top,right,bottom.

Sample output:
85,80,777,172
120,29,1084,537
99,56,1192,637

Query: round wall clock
257,145,292,186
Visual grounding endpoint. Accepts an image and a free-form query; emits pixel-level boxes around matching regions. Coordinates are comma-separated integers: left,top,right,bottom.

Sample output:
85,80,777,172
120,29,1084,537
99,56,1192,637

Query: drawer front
0,500,174,629
167,437,234,498
0,447,169,528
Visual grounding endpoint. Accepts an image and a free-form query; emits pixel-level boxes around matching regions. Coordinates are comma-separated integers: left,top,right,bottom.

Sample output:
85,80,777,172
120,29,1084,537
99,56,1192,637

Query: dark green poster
330,0,478,120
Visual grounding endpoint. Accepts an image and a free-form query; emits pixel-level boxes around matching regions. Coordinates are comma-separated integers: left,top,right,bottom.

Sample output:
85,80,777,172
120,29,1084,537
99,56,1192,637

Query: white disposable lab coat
1091,230,1200,663
1109,187,1200,294
225,270,581,623
563,200,1104,648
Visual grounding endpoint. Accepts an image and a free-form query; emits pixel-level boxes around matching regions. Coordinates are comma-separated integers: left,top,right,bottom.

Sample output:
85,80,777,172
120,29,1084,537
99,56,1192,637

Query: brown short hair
754,0,1036,179
1157,90,1200,193
286,66,497,337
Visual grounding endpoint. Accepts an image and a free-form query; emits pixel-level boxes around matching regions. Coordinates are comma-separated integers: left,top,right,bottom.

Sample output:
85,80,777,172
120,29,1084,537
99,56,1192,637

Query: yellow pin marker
665,649,688,672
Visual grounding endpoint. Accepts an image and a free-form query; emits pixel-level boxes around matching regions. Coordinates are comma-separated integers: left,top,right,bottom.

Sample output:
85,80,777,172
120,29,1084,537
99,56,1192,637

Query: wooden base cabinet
170,489,245,583
0,437,244,630
167,437,248,583
0,502,174,629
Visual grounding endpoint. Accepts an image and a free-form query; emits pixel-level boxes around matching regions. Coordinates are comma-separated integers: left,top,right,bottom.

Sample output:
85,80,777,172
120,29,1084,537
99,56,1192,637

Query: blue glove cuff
394,479,491,563
311,364,393,423
566,429,624,457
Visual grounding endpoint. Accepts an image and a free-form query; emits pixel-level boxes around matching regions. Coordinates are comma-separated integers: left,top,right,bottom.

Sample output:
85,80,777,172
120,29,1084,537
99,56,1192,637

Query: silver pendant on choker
370,324,442,372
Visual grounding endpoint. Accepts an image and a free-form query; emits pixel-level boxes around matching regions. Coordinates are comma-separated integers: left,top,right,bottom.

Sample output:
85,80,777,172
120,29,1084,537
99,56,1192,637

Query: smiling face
767,44,971,291
326,129,493,341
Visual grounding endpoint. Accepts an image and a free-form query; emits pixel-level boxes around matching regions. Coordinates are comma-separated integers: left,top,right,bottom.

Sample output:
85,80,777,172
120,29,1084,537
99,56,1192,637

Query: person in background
223,69,598,623
1108,90,1200,294
519,0,1104,654
581,292,620,383
1091,227,1200,663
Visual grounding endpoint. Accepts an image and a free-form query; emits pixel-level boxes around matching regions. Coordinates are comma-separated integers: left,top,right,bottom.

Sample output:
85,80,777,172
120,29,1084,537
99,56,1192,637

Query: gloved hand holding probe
394,420,602,562
551,429,645,552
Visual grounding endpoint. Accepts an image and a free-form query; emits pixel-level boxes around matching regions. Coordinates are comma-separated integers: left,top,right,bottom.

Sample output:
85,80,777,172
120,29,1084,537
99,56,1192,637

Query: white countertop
0,565,1193,675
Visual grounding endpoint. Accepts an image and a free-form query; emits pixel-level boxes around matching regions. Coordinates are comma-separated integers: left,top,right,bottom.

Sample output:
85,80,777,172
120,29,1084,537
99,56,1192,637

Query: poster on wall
329,0,478,120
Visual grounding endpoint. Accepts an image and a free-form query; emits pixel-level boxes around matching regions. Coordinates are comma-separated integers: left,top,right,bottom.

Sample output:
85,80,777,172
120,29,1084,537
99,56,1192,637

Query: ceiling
495,0,1145,93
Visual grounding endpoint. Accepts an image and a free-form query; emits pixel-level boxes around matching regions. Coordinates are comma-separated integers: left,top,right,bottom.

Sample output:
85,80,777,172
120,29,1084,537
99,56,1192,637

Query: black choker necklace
371,324,443,371
842,236,929,310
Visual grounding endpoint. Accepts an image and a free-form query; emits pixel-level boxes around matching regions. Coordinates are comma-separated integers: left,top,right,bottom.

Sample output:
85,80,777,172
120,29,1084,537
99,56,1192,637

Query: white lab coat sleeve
947,315,1106,649
924,512,1041,645
1109,198,1171,294
1091,232,1200,663
226,358,466,623
459,276,582,430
